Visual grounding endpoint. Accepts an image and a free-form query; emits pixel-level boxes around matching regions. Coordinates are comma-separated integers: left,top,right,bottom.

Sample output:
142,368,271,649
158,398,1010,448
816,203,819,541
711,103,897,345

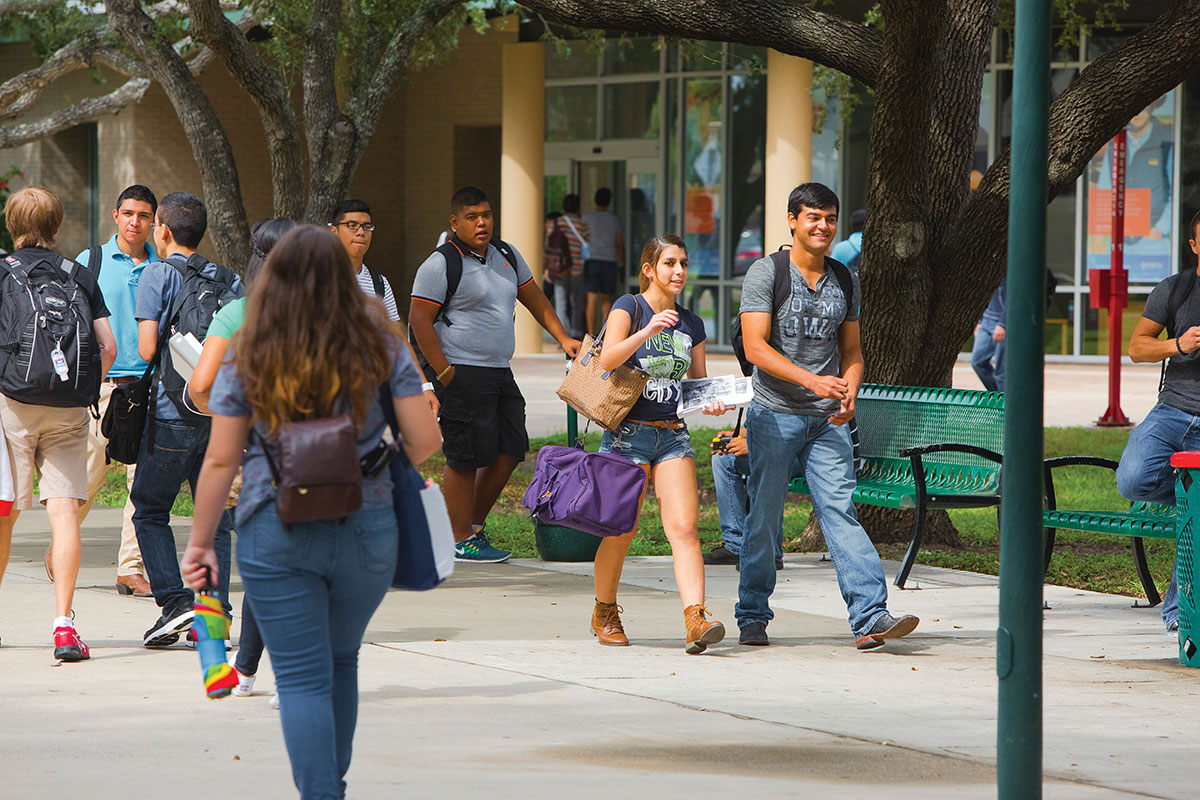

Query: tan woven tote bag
557,304,649,432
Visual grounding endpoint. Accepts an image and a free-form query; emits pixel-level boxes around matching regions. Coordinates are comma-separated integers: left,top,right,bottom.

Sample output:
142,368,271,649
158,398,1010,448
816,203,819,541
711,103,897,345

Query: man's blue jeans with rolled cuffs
735,403,889,638
1115,401,1200,628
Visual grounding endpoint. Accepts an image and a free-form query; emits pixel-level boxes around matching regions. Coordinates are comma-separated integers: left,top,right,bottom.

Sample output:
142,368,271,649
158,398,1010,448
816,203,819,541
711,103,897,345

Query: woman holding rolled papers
591,234,728,654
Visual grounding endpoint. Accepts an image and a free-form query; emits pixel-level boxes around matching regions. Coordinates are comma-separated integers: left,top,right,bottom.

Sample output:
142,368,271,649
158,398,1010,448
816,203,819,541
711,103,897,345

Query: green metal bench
1042,457,1173,606
787,383,1005,589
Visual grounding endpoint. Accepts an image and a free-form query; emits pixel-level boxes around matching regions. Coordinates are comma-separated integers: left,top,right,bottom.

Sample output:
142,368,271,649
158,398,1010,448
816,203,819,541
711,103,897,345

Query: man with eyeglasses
329,199,400,322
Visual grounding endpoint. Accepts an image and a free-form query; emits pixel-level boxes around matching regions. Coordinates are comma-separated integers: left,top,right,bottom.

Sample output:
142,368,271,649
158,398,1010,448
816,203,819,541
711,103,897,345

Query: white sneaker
269,693,280,710
232,672,255,696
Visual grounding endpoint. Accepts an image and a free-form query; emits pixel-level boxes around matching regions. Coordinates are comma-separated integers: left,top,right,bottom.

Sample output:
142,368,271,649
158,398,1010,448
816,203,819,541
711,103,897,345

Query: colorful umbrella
192,567,237,699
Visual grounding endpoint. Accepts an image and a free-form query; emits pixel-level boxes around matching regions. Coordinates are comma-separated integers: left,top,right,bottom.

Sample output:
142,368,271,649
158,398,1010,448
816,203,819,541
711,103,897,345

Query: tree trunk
186,0,305,221
798,505,961,550
109,0,250,269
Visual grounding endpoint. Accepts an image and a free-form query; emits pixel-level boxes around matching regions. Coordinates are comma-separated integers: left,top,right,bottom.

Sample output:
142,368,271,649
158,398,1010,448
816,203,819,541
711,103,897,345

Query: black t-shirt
612,293,706,421
11,247,110,321
1143,270,1200,415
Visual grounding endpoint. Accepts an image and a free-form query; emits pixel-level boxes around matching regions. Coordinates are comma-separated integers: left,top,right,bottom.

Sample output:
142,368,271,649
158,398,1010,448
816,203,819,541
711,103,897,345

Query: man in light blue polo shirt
74,185,157,597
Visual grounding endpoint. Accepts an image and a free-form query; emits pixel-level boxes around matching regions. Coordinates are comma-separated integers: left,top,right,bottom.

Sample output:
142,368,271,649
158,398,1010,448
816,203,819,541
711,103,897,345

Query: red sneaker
53,626,90,662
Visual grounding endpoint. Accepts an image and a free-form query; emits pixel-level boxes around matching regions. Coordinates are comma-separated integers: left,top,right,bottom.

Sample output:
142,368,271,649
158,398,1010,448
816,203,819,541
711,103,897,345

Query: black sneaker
855,612,919,650
702,544,739,566
144,600,196,648
739,622,769,646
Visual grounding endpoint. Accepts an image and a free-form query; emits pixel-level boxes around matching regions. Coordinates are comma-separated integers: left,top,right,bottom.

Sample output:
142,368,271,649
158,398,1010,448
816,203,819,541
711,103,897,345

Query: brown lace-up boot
684,604,726,654
591,601,629,646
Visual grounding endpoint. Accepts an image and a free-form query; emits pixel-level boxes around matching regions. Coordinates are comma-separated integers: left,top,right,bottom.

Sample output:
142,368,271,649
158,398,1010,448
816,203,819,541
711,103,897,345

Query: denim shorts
600,420,694,466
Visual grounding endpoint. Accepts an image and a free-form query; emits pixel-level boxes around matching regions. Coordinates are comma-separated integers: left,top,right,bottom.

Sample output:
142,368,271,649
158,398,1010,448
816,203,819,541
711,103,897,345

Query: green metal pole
999,1,1049,797
566,354,578,444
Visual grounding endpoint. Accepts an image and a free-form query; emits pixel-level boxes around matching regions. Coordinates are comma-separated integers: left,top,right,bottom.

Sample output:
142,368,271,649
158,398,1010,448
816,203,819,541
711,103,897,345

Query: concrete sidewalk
1,506,1192,798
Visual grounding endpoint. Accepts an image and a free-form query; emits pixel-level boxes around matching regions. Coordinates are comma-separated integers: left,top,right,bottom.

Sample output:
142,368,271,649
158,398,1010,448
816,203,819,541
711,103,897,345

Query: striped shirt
355,264,400,321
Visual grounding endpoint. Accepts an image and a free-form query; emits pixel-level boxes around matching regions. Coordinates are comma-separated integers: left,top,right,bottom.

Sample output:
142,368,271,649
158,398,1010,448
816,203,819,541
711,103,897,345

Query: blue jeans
971,321,1006,392
238,501,398,800
1115,402,1199,628
736,403,889,637
132,418,233,613
712,450,797,559
235,595,265,676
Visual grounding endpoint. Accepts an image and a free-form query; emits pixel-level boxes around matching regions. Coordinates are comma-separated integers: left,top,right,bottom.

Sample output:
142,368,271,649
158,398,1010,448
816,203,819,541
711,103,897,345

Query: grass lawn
92,425,1174,601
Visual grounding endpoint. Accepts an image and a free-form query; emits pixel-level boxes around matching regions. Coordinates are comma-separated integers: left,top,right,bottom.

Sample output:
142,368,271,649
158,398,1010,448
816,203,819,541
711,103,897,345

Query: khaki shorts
0,394,89,509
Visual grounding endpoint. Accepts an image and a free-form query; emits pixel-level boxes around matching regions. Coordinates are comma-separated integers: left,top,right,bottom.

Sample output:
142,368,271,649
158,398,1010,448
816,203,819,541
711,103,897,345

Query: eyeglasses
334,221,376,233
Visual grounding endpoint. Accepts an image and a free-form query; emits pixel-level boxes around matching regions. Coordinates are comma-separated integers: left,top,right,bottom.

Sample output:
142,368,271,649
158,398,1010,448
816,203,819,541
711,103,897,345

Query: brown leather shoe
116,574,154,597
590,601,629,646
684,604,726,654
44,546,53,581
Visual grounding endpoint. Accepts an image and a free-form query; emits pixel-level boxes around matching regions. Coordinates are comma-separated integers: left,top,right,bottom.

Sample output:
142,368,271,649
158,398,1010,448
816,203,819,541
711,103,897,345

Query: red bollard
1098,130,1131,427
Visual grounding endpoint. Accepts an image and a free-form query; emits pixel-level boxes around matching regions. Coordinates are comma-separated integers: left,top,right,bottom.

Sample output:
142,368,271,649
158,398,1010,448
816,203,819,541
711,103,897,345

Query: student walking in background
188,217,296,704
582,187,625,337
181,225,440,800
591,234,727,654
0,186,117,660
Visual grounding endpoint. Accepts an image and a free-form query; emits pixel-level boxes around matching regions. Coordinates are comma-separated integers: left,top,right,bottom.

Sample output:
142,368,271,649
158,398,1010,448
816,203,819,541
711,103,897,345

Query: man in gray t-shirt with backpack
734,182,917,650
1116,209,1200,637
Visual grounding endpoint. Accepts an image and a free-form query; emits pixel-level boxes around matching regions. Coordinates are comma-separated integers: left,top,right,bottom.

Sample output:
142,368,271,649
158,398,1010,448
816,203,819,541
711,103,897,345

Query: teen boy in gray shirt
410,186,578,564
735,182,917,650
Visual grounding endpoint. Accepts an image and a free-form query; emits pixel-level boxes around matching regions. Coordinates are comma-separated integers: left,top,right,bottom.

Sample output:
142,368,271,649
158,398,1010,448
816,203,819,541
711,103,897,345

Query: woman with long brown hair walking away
180,225,440,799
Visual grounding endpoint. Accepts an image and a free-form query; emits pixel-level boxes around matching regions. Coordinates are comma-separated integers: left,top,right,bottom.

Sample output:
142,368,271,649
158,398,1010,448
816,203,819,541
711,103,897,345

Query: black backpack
0,252,102,408
156,254,243,417
732,248,855,377
407,235,518,376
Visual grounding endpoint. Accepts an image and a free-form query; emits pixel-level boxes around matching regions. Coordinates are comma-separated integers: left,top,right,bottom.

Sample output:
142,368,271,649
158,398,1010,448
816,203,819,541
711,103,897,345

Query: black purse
100,320,173,464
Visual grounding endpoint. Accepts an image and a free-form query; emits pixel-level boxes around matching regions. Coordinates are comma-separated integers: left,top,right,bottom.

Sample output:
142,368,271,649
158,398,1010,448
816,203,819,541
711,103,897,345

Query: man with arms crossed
410,186,579,563
735,182,918,649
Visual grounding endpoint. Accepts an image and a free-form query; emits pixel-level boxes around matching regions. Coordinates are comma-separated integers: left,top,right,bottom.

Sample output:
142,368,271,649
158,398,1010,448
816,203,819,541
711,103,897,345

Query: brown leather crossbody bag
256,415,363,525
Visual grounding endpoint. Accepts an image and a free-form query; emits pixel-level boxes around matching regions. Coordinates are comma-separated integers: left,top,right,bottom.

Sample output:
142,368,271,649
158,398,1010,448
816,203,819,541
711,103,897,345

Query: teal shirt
76,235,157,378
207,297,245,340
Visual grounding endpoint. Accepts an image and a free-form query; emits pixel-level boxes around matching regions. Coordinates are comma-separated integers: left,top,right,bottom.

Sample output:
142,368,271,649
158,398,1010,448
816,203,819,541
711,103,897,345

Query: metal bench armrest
1041,456,1119,511
898,442,1004,465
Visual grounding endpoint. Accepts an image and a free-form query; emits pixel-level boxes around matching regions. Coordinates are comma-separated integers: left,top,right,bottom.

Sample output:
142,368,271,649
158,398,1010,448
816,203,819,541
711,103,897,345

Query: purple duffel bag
523,443,647,537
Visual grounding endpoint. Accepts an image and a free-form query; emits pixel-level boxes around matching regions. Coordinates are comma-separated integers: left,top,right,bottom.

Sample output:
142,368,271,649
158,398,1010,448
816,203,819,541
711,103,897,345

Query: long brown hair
637,234,687,292
234,225,392,435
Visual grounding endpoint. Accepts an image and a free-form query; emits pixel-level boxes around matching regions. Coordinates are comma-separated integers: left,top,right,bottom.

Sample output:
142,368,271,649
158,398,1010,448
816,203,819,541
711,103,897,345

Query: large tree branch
520,0,882,87
186,0,304,219
0,77,150,148
923,0,1200,386
109,0,249,268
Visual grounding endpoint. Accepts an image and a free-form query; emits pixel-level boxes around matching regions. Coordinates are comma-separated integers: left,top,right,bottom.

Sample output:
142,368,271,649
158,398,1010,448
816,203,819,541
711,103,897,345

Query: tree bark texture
109,0,250,269
187,0,306,221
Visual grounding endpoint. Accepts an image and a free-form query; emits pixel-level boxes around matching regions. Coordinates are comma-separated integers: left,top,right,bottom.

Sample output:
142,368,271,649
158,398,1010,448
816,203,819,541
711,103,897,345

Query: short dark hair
158,192,207,249
594,187,612,207
245,217,298,287
451,186,489,214
850,208,867,233
116,184,157,214
330,199,371,225
1189,209,1200,243
563,193,581,214
787,182,840,218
